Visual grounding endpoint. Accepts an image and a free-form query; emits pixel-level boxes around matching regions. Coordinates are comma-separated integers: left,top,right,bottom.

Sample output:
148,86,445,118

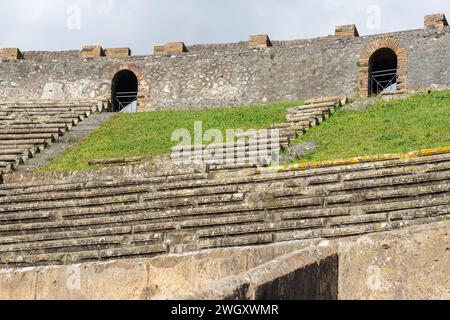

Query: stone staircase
171,97,344,168
0,146,448,268
0,101,107,175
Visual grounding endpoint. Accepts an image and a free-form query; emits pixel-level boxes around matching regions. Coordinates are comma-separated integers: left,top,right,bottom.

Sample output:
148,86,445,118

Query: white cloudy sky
0,0,449,55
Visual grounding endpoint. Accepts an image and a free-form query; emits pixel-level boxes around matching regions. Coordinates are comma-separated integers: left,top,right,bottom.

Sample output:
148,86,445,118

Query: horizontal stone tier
0,168,447,222
0,148,448,268
170,101,341,168
0,102,103,174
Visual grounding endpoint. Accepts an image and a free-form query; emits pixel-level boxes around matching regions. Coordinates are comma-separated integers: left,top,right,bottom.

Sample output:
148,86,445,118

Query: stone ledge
88,156,147,166
304,96,347,105
338,220,450,300
261,146,450,173
0,48,24,60
154,42,188,56
166,42,188,55
153,45,167,57
174,246,338,300
335,24,359,37
2,155,206,185
249,34,272,48
0,239,318,300
425,13,448,29
0,221,446,300
104,47,131,58
81,45,105,59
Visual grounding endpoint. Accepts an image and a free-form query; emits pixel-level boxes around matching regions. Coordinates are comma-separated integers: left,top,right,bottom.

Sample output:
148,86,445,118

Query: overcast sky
0,0,449,55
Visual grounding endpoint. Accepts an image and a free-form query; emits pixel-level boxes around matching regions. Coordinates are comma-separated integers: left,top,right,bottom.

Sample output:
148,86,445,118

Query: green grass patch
292,90,450,163
43,101,302,171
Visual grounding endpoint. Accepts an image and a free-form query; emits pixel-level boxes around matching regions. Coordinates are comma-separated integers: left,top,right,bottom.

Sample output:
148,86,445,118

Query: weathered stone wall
176,246,338,300
178,221,450,300
0,27,449,110
0,239,316,300
1,222,447,300
338,221,450,300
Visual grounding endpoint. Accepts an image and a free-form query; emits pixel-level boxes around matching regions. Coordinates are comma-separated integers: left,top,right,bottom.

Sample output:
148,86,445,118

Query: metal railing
370,68,398,95
113,91,138,113
119,100,137,113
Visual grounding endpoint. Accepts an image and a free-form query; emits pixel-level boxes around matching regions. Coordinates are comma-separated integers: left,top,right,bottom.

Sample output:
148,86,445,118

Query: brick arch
357,37,408,97
106,62,145,84
105,62,150,111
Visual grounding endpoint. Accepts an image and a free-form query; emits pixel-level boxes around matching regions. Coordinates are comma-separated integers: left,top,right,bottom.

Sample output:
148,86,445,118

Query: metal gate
113,91,138,113
370,68,398,95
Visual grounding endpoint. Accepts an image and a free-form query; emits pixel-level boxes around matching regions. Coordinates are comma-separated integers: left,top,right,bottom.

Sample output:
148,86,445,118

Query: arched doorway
357,37,408,97
111,70,138,112
369,48,398,95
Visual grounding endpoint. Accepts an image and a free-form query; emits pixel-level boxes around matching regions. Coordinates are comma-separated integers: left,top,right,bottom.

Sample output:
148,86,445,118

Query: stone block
104,47,131,58
0,269,37,300
34,262,151,300
0,48,24,60
338,221,450,300
304,96,346,105
154,42,188,56
335,24,359,37
81,45,105,59
249,34,272,47
165,42,188,55
424,13,448,29
153,45,167,56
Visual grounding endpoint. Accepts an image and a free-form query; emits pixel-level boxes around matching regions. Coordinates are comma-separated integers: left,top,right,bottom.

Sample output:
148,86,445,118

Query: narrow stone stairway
15,112,116,173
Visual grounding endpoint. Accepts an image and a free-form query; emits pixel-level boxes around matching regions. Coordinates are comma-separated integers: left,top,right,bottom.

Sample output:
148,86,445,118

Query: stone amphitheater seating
171,99,342,167
0,102,105,174
0,147,448,268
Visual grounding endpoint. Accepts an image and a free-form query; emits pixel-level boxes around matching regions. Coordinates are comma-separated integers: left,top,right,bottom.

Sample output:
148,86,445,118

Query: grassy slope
43,101,302,171
42,91,450,171
293,90,450,162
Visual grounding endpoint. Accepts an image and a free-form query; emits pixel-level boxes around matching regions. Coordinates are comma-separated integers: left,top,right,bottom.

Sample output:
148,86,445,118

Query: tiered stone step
0,148,448,268
0,102,106,174
284,101,339,134
171,135,285,167
170,99,342,168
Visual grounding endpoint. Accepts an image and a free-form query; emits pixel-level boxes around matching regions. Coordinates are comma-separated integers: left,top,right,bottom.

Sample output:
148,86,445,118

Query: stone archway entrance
111,70,138,112
369,48,398,95
358,37,408,97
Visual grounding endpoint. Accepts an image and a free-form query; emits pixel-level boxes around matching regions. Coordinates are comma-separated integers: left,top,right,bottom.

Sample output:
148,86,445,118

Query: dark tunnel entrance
369,48,398,95
111,70,138,112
